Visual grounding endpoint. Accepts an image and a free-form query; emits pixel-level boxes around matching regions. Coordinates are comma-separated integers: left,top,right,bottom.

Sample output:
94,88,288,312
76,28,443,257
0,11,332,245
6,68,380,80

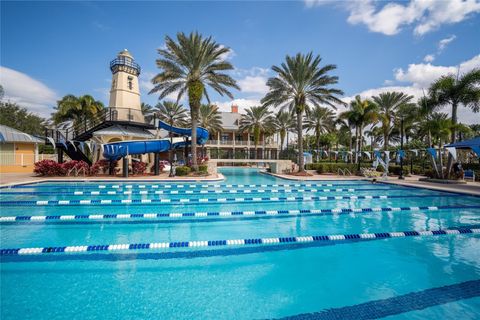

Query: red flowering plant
62,160,90,176
34,160,65,176
131,161,147,175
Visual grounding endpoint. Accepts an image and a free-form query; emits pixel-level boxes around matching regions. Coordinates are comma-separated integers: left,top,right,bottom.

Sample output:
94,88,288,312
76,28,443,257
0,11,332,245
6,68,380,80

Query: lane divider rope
1,227,478,256
0,187,396,196
2,205,479,223
10,182,373,190
0,194,460,206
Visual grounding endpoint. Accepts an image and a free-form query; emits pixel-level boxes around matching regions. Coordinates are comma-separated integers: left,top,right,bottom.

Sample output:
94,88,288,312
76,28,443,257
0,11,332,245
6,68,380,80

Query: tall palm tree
239,106,274,159
425,113,452,179
141,103,155,124
372,92,414,150
273,110,296,152
53,94,104,126
198,104,223,157
339,95,378,164
262,53,344,172
429,68,480,176
155,101,188,176
149,32,239,171
304,106,335,162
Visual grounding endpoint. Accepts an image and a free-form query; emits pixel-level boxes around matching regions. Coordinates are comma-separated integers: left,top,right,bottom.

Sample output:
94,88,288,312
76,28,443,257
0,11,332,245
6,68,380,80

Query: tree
149,32,239,171
198,104,223,157
273,110,296,152
155,101,188,176
141,102,155,124
52,94,104,126
239,106,274,159
262,52,344,172
425,113,452,179
339,95,378,165
304,106,335,162
0,101,46,136
372,92,414,150
429,68,480,176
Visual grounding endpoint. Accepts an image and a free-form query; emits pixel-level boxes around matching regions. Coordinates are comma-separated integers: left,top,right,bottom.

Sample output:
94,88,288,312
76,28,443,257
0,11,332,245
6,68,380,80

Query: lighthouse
108,49,144,122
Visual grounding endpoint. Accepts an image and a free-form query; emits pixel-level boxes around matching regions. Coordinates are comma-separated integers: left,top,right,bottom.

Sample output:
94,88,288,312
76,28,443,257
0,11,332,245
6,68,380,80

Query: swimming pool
1,167,479,319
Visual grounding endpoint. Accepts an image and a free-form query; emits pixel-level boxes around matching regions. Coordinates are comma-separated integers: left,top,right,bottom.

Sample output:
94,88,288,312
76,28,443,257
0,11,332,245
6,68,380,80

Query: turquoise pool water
1,167,479,319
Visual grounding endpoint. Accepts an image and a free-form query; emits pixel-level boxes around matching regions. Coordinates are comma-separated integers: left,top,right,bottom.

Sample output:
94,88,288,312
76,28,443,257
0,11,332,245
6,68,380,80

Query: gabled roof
0,124,43,143
220,112,242,130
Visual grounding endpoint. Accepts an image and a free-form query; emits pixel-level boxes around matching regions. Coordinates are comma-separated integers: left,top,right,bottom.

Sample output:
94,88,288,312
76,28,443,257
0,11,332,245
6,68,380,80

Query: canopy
444,136,480,150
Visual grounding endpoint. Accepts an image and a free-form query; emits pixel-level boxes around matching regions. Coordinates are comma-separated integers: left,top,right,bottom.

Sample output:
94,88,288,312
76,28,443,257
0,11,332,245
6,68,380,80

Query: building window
127,76,133,90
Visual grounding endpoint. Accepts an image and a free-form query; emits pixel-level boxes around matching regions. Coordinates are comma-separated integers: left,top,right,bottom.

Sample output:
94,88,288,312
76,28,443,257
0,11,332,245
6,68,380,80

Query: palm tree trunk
296,109,305,172
169,131,174,177
439,139,444,179
446,102,458,178
355,126,359,164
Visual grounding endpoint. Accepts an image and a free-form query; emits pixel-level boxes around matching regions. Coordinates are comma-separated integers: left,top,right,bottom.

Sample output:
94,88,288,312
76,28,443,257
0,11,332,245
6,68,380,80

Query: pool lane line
0,187,398,196
1,227,479,256
9,182,373,190
0,194,462,207
2,205,479,223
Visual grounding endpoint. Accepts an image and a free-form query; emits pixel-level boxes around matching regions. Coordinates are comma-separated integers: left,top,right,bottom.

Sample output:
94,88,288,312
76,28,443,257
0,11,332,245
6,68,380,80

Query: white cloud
213,98,261,114
394,54,480,88
307,0,480,36
423,54,435,63
0,66,58,117
237,76,269,95
219,45,236,61
438,35,456,51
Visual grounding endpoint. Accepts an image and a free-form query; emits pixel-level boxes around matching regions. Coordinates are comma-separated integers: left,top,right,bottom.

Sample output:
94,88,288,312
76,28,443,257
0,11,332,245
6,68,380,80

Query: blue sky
1,1,479,123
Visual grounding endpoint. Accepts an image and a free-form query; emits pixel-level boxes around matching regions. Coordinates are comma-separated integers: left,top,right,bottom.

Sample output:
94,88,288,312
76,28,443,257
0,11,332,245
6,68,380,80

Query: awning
444,136,480,149
92,125,155,139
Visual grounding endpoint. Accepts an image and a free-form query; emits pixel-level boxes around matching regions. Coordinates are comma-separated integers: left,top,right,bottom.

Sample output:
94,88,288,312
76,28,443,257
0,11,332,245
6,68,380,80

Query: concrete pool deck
0,172,225,188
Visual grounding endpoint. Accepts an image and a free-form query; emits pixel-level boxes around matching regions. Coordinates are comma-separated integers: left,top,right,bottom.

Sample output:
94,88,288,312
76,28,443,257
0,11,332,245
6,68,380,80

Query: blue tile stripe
10,182,372,190
1,227,478,256
0,187,395,196
0,194,460,207
2,205,479,223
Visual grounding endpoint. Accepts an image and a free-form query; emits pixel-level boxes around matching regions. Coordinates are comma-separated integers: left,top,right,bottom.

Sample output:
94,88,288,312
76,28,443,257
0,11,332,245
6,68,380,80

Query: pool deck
266,171,480,196
0,172,225,188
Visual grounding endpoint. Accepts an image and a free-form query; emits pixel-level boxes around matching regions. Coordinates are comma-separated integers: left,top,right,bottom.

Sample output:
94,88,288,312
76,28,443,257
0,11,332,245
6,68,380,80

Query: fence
0,153,57,167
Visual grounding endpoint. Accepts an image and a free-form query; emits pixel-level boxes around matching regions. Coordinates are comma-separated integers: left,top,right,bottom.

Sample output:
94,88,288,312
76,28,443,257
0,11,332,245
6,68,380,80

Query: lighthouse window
127,76,133,90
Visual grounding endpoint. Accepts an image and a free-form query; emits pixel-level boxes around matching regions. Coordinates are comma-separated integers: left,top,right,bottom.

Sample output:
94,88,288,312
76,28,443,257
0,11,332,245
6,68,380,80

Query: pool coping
0,174,225,188
262,171,480,197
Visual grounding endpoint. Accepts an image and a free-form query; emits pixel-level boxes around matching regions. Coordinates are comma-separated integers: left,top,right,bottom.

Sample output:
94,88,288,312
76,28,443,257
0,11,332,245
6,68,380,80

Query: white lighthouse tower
108,49,144,122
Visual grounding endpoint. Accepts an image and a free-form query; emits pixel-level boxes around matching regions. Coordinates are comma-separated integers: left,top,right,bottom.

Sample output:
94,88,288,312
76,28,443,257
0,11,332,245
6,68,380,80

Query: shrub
62,160,90,176
387,165,410,176
131,161,147,175
90,159,118,175
34,159,65,176
198,165,208,173
175,166,191,176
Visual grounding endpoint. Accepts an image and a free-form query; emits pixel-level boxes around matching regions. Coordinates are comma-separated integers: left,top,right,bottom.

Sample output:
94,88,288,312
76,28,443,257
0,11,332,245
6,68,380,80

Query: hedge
175,166,191,176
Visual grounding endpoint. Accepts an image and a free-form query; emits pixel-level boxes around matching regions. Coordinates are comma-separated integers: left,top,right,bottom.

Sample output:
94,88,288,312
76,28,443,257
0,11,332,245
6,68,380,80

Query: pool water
1,167,479,319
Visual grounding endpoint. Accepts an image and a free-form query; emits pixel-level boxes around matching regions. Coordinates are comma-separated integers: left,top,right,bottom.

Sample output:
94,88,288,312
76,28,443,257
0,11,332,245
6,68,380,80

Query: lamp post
399,116,405,180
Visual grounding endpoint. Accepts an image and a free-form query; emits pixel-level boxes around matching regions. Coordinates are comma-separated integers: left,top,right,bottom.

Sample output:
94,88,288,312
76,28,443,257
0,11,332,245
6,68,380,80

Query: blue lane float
1,227,478,256
2,205,479,223
0,194,461,207
9,182,374,190
0,187,398,196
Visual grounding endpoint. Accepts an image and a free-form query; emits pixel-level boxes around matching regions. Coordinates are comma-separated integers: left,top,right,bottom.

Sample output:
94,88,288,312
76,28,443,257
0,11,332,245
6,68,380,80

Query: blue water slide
157,120,209,144
102,121,208,160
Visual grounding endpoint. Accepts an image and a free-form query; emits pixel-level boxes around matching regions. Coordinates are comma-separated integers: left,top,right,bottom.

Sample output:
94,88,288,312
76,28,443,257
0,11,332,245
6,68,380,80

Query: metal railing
46,107,154,142
110,57,141,74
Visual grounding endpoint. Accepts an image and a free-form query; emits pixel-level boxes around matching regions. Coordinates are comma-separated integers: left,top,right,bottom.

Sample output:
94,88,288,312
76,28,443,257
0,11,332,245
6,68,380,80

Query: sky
1,0,480,124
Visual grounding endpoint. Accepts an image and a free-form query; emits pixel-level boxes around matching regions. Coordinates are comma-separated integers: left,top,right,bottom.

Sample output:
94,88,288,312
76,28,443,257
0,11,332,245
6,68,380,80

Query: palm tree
273,110,296,152
262,53,344,172
239,106,274,159
155,101,188,176
198,104,223,157
372,92,414,150
52,94,104,126
425,113,452,179
339,95,378,165
304,106,335,162
149,32,239,171
141,103,156,124
429,68,480,176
